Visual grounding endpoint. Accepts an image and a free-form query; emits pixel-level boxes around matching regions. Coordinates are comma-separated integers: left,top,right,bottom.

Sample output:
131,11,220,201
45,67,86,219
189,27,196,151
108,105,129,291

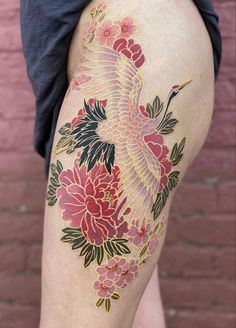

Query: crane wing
115,139,161,219
78,45,142,124
77,44,161,219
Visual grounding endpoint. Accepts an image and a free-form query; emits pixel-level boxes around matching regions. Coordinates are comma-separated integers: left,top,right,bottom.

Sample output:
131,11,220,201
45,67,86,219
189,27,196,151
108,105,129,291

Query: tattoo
47,3,191,312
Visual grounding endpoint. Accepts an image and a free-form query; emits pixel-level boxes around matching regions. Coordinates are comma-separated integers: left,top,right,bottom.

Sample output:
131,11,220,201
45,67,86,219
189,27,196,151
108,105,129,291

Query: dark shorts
20,0,222,175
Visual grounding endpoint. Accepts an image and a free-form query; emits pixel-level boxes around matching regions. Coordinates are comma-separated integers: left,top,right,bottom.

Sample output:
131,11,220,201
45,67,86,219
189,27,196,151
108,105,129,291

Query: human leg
40,1,214,327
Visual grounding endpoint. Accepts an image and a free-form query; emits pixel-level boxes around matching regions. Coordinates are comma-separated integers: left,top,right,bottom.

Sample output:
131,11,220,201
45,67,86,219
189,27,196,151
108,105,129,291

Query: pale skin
40,1,214,327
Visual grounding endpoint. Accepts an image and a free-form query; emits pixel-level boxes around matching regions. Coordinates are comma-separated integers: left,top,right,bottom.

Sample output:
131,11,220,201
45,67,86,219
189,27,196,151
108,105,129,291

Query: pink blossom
96,20,119,46
96,257,139,292
96,257,123,280
128,219,151,246
96,256,138,293
94,276,115,298
84,20,97,40
114,258,138,288
117,17,136,38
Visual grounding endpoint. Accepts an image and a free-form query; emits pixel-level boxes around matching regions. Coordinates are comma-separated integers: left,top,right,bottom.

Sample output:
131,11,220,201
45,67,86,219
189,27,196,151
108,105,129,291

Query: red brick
172,183,219,216
0,303,39,328
175,215,235,247
0,152,44,182
0,119,34,151
0,213,43,244
0,85,35,119
214,248,236,279
218,182,236,213
0,20,21,52
27,245,42,272
160,246,213,278
214,2,236,38
0,52,29,85
215,76,235,111
206,111,236,147
220,37,236,70
161,279,235,312
186,148,235,182
0,0,19,18
160,244,235,279
0,273,41,304
166,310,236,328
0,244,26,273
0,181,46,213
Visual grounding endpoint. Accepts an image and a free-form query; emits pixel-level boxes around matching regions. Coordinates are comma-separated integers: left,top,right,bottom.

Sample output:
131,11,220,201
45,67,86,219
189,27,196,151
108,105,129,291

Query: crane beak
179,79,192,90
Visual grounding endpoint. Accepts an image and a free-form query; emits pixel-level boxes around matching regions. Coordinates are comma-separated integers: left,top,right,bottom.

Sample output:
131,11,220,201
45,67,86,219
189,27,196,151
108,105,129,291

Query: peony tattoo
47,3,191,313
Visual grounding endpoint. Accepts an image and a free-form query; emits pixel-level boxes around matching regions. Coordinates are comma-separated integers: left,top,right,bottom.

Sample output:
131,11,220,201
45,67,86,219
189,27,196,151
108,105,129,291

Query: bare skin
40,1,214,327
133,267,166,328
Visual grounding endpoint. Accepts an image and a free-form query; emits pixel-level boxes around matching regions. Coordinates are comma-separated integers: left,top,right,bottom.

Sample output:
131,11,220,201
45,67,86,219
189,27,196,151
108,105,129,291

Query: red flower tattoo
57,160,130,245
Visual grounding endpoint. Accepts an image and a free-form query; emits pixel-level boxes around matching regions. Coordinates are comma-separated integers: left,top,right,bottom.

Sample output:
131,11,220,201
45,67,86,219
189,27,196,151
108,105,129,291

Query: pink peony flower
114,258,138,288
94,276,115,298
71,108,86,130
144,132,172,191
117,17,136,38
57,160,130,246
128,219,151,246
96,20,120,46
113,38,145,68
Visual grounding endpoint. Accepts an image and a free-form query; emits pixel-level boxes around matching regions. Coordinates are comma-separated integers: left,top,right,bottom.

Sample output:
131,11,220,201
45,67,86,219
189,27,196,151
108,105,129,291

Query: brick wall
0,1,235,327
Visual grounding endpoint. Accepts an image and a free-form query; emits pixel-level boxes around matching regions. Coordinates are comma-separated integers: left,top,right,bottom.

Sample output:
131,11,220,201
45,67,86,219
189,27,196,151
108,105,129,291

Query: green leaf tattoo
170,137,186,166
46,160,63,206
61,228,131,267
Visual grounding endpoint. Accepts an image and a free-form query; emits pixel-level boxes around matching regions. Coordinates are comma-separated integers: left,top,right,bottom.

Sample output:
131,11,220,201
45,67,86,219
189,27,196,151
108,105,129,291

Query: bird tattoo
61,43,191,220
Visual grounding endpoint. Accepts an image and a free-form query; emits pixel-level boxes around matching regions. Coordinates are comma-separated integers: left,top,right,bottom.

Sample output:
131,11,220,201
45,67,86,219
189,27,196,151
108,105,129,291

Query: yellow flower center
103,191,113,206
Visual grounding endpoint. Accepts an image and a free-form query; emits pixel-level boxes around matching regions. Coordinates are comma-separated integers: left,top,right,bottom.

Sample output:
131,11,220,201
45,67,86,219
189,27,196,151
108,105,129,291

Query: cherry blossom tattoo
47,3,191,313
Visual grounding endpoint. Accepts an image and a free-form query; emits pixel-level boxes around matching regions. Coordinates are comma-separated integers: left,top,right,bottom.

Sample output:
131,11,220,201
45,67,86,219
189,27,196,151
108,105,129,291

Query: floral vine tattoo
46,3,191,313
